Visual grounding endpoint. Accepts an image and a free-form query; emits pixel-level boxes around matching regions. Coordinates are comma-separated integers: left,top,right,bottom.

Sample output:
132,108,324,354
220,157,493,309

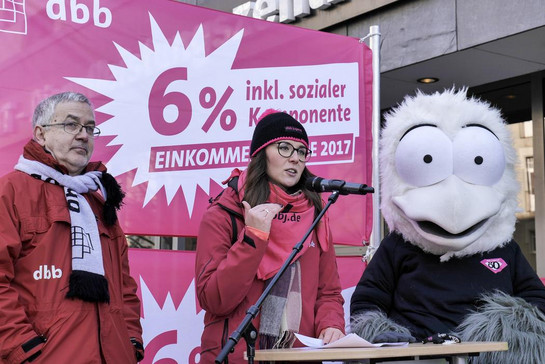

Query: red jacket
0,140,143,364
195,184,345,364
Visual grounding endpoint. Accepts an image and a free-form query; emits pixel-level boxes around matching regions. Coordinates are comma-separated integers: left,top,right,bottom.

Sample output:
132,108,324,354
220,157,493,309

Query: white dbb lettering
33,265,63,280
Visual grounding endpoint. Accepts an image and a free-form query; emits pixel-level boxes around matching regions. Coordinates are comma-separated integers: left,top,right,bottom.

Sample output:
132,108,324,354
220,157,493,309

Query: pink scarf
228,169,330,280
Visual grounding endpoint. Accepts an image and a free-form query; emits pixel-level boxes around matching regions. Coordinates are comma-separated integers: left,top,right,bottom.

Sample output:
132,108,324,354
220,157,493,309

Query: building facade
177,0,545,276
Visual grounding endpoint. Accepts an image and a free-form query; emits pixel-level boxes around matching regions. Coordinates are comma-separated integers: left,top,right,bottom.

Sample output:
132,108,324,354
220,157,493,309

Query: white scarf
15,156,110,302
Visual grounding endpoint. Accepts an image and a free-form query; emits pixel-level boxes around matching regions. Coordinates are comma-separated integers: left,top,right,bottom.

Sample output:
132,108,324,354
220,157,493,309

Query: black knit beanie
250,111,309,157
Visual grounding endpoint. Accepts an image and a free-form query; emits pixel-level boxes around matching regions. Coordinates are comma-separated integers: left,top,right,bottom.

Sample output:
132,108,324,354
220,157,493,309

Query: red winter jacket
0,140,143,364
195,184,345,364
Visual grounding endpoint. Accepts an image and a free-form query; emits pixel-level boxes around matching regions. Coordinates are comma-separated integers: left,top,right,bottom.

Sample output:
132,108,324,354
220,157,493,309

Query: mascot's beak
393,175,504,250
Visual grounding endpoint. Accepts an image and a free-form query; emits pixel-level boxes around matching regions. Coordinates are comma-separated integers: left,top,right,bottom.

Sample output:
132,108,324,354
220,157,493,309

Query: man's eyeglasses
41,122,101,138
275,142,312,162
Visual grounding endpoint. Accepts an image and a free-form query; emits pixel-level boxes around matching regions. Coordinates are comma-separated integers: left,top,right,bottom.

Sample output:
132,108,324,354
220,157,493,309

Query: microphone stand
215,190,341,364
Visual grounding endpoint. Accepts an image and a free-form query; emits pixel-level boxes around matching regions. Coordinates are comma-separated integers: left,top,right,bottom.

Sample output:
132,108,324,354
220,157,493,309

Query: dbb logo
33,265,63,280
46,0,112,28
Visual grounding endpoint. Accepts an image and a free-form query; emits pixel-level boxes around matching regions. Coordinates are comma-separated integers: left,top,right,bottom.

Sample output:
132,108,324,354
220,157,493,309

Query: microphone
305,176,374,195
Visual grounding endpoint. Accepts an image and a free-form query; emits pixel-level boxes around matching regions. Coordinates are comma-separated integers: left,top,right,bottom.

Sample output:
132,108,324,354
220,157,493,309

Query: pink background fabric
0,0,373,245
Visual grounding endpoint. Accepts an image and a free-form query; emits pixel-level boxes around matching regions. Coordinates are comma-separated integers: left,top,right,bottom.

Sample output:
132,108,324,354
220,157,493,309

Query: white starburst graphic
138,274,355,362
67,13,244,212
140,277,205,363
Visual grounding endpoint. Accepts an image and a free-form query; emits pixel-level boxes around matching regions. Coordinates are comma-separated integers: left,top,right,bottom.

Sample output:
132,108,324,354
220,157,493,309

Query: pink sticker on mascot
480,258,508,274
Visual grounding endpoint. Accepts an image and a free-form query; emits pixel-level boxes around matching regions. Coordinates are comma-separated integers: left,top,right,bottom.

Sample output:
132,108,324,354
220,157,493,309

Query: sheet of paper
295,333,409,349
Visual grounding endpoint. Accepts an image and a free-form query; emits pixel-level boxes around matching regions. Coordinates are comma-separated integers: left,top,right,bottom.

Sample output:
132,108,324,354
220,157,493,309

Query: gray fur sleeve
349,310,412,341
455,290,545,364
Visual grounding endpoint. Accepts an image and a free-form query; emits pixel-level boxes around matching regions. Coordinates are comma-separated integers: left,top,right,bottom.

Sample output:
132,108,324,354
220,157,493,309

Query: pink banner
0,0,373,245
128,248,366,364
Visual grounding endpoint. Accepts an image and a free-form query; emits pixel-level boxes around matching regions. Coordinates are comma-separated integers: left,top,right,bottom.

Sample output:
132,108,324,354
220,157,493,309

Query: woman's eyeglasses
275,142,311,162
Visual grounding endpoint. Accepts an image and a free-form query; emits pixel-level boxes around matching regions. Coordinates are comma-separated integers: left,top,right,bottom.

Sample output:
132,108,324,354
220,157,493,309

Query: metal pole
367,25,381,261
531,72,545,277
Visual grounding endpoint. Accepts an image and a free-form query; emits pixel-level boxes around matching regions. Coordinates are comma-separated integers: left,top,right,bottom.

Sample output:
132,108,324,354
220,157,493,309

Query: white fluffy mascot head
380,88,519,260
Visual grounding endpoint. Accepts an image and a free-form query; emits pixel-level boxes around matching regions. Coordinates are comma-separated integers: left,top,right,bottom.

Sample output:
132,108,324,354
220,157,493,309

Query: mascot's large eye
395,125,453,187
453,126,505,185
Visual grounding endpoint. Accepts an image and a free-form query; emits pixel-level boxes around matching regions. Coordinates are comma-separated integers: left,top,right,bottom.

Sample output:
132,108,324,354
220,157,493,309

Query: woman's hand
242,201,283,233
318,327,345,344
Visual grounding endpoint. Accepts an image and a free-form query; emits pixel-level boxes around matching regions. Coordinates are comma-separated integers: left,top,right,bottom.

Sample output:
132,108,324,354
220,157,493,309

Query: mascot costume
350,88,545,363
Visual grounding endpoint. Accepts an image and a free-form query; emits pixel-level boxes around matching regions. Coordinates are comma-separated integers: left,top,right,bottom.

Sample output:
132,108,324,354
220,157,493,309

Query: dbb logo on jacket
33,265,63,280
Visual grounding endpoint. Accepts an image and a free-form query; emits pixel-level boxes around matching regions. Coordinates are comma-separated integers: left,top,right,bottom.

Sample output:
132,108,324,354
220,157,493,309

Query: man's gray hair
32,92,93,127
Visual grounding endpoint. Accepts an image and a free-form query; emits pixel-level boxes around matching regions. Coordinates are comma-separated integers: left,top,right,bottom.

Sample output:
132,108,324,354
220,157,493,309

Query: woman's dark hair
243,149,323,218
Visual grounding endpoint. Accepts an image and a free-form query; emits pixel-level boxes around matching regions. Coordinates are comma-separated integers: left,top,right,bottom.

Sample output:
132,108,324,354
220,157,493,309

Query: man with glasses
0,92,144,363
